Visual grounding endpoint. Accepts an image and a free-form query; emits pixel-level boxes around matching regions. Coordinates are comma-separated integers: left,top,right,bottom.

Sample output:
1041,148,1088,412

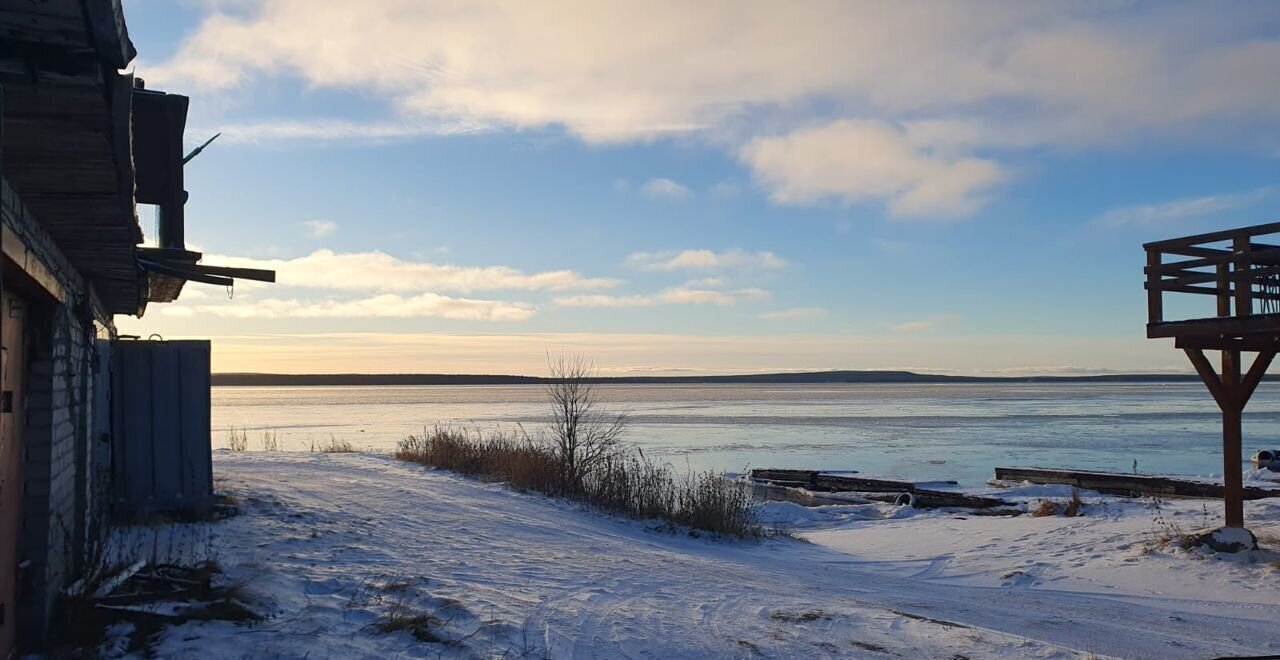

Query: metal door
111,340,213,518
0,291,27,658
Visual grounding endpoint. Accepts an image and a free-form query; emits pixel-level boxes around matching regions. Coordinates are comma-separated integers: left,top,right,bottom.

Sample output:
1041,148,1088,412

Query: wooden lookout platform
1145,221,1280,528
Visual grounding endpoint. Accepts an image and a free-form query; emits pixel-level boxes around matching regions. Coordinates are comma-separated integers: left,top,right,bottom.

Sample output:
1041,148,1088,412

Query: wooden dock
750,469,1007,509
993,466,1280,500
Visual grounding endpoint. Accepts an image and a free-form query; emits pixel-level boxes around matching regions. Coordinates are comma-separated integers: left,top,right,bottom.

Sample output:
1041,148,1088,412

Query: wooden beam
1148,313,1280,339
1144,248,1280,275
1143,281,1280,303
1222,349,1245,528
137,259,233,287
1149,262,1280,287
1235,236,1253,317
1143,220,1280,251
1184,347,1228,410
191,264,276,283
1240,350,1275,406
0,224,67,303
1175,336,1280,353
993,467,1279,500
1147,250,1162,323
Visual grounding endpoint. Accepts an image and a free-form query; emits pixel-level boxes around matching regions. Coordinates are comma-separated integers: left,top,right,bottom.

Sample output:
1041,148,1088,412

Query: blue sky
116,1,1280,375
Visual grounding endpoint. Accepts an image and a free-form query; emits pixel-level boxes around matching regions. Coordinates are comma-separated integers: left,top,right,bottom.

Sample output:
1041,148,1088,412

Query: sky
115,0,1280,376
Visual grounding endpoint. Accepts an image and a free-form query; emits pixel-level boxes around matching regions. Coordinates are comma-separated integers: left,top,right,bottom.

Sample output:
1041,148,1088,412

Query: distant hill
210,370,1200,387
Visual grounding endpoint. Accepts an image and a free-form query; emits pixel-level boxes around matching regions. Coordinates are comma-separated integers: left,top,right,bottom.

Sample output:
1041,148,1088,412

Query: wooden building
0,1,271,654
1145,222,1280,530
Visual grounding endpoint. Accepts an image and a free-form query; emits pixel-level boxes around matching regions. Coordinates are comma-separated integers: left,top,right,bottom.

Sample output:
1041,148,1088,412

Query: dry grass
372,602,444,643
1030,500,1058,517
312,435,356,453
1064,488,1083,517
396,427,762,538
1030,489,1083,518
259,429,280,452
227,427,249,452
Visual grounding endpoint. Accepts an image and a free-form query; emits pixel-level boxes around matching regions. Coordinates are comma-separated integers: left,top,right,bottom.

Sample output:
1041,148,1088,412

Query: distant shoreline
210,370,1200,387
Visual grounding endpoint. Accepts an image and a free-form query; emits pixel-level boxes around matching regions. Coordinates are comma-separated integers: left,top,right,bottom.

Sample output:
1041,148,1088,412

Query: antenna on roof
182,132,221,164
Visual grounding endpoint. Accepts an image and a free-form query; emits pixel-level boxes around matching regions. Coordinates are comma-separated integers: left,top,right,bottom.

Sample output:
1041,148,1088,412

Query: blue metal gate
110,339,212,518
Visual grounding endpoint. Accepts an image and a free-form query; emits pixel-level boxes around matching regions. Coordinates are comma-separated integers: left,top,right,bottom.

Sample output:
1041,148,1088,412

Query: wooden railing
1144,221,1280,340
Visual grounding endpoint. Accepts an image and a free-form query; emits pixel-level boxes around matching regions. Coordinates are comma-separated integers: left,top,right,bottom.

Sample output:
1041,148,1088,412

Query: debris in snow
1190,527,1259,553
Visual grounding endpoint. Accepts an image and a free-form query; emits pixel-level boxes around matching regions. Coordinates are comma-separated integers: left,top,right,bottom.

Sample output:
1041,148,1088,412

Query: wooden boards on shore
749,469,1008,509
993,466,1280,500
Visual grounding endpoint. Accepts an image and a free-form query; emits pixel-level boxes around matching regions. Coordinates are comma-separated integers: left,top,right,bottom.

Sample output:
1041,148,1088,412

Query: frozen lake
211,382,1280,486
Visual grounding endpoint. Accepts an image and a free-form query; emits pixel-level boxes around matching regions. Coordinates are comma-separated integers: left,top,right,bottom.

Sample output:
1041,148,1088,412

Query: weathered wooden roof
1,0,142,314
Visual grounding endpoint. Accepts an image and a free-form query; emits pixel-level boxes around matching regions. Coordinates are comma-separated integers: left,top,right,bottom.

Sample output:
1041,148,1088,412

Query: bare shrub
227,427,248,452
395,356,759,537
545,356,627,495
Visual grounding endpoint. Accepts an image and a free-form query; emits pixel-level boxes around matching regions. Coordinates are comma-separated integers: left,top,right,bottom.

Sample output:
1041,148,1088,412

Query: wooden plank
1143,220,1280,250
856,490,1010,510
192,264,276,283
1143,281,1280,304
1144,248,1280,275
749,469,822,487
1148,263,1280,289
0,224,66,303
814,474,958,493
1175,336,1280,353
750,469,1005,509
993,467,1279,500
1146,250,1162,323
1147,313,1280,339
1234,236,1253,317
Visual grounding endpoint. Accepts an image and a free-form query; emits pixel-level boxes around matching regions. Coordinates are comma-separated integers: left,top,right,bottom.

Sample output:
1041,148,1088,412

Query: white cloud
300,219,338,238
741,120,1006,217
203,249,619,293
641,178,691,200
892,316,956,333
202,117,488,144
1091,186,1275,229
626,248,787,272
893,320,937,333
169,293,534,321
554,287,769,308
148,3,1280,140
143,2,1280,215
760,307,826,320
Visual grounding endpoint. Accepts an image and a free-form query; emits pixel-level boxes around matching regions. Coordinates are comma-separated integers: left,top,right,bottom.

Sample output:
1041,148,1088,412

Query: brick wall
17,301,100,643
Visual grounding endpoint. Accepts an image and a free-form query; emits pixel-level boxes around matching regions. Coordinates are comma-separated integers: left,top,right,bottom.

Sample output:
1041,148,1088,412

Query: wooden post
1146,250,1163,324
1217,263,1231,316
1234,236,1253,317
1221,349,1244,528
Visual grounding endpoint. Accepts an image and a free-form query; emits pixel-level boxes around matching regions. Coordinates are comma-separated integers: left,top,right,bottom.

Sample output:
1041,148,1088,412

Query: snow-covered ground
105,452,1280,659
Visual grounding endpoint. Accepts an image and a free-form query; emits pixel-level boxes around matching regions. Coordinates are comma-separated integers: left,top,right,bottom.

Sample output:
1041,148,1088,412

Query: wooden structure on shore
749,469,1008,509
993,467,1279,501
1145,221,1280,528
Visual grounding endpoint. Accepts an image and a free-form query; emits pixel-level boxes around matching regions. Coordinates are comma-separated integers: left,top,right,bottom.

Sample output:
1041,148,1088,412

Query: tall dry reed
396,427,760,537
